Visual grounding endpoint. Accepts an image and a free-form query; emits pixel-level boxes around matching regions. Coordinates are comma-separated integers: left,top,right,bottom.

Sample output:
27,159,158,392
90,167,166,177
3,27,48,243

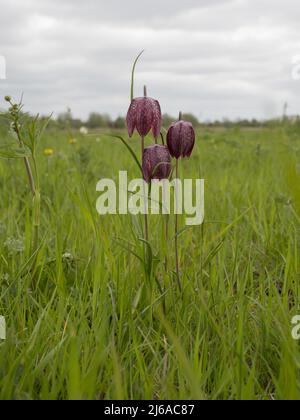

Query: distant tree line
54,109,202,130
55,110,295,130
1,106,300,133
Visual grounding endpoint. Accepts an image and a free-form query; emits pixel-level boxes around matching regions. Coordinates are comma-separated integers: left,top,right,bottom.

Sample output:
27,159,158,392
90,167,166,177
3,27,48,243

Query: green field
0,123,300,400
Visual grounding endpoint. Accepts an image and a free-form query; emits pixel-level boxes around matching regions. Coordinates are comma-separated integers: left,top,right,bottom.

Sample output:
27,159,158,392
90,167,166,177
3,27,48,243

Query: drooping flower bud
142,145,172,183
166,117,195,159
126,87,162,139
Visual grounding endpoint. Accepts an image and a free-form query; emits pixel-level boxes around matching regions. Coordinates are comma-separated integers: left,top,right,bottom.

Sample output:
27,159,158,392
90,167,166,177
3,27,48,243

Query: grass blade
130,50,144,101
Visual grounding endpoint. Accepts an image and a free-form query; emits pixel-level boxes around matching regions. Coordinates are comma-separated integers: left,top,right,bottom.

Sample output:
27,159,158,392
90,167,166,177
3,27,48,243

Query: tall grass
0,124,299,400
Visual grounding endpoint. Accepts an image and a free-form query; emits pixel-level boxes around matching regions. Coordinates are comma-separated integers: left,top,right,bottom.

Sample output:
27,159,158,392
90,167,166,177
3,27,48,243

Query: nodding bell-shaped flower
126,87,162,139
142,145,172,183
167,114,195,159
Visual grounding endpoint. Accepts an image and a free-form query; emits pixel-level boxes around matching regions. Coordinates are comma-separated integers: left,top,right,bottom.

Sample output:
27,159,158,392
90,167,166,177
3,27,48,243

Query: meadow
0,121,300,400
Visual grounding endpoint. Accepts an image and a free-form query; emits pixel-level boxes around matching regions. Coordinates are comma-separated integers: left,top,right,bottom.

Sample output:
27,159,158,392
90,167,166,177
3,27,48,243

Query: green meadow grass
0,124,299,400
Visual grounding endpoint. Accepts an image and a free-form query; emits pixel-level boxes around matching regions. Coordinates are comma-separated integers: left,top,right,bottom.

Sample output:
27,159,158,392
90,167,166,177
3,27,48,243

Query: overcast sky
1,0,300,121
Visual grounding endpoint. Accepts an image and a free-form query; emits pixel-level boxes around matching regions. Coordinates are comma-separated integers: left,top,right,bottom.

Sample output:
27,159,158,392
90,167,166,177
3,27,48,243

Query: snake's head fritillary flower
167,117,195,159
142,144,172,183
126,87,162,139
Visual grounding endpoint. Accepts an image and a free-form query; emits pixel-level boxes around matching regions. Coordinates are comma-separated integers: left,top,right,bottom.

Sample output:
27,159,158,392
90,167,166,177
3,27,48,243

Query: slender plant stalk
31,155,41,255
174,110,183,290
175,158,182,290
164,214,169,272
23,157,35,195
162,182,169,272
130,50,144,101
15,122,36,196
15,120,40,254
141,85,149,242
141,135,149,241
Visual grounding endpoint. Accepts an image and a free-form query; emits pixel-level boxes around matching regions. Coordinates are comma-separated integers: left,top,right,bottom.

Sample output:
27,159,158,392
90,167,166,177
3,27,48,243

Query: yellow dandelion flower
69,138,77,145
44,148,54,157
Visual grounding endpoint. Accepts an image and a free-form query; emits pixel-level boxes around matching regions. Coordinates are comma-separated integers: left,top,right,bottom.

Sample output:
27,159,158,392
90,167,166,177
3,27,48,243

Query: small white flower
79,126,88,135
62,252,74,261
4,237,25,254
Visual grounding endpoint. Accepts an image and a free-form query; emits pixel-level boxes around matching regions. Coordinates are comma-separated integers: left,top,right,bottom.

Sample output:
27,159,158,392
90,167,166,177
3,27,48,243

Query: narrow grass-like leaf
0,144,31,159
139,237,153,277
108,134,143,174
130,50,144,101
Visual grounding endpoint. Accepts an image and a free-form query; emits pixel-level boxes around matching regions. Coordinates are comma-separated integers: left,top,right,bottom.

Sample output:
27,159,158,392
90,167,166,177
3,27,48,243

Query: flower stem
141,136,149,241
175,158,182,290
15,124,40,255
15,125,36,195
164,214,169,272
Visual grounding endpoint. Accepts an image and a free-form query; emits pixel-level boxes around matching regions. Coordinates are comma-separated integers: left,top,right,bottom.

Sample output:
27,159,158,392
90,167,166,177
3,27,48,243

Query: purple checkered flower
126,91,162,139
142,145,172,183
167,119,195,159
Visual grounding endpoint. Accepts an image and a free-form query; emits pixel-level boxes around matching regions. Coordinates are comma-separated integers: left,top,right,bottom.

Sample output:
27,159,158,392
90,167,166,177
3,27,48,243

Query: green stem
32,154,41,254
15,124,36,195
165,215,169,272
130,50,144,101
141,136,149,242
32,190,41,253
162,184,169,272
175,158,182,290
15,123,40,254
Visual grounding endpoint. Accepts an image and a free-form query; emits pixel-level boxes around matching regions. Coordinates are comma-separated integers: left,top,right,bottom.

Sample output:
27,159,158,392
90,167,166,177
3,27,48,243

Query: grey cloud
26,0,232,22
0,0,300,121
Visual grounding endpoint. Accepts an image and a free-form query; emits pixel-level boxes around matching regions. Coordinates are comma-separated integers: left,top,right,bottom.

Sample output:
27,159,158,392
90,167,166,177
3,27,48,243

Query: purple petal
167,121,195,159
182,123,195,157
136,98,153,137
167,122,182,159
142,145,171,183
126,99,138,137
142,148,153,183
151,100,162,139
